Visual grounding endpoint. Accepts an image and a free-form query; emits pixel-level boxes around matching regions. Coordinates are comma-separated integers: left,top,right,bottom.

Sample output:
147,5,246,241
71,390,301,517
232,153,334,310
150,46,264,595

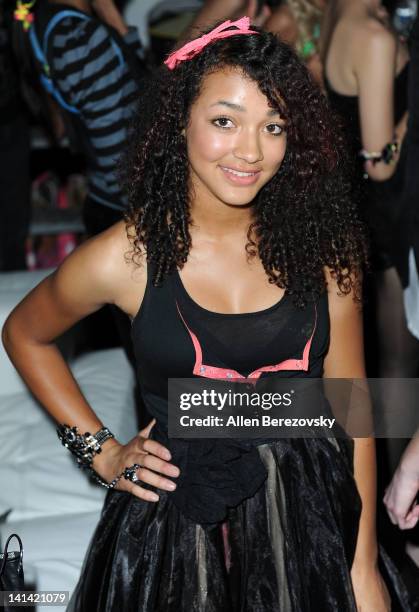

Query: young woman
3,17,403,611
320,2,419,519
320,0,419,386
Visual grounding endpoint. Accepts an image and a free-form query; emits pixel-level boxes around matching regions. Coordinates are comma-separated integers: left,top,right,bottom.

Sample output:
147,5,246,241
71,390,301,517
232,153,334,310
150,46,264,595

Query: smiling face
185,67,287,209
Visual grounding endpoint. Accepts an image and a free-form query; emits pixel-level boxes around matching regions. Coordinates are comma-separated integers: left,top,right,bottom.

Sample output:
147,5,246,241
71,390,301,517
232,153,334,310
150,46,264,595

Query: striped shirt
48,13,142,211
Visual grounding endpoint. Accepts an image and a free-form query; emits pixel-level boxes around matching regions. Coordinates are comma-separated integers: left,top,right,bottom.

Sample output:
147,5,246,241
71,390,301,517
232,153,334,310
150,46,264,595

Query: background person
320,0,419,473
13,0,151,366
14,0,148,236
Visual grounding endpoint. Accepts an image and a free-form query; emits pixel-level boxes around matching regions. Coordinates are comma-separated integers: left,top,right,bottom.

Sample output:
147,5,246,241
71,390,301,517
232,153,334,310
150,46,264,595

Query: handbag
0,534,24,591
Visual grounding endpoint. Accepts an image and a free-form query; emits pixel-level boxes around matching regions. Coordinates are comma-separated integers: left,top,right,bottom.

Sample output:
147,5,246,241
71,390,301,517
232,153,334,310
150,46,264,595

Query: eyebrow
210,100,280,117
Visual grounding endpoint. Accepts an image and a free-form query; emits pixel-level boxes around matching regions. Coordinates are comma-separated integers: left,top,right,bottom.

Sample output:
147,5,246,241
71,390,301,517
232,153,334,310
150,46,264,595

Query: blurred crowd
0,0,418,585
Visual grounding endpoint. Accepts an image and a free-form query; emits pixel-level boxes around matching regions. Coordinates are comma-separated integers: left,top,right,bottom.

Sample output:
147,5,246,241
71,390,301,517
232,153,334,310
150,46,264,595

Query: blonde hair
286,0,323,57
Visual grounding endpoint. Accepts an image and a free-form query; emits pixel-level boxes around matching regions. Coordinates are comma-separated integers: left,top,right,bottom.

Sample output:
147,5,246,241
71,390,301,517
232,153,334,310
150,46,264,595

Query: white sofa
0,270,137,609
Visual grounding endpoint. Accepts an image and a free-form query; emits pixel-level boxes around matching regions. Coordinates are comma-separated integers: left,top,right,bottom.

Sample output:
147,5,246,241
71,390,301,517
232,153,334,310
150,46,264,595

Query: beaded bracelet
57,423,116,486
57,424,114,466
57,424,143,489
91,463,141,489
359,140,399,165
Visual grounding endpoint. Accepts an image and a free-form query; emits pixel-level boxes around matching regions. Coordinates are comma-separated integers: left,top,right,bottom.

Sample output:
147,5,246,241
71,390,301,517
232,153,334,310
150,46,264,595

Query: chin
218,195,257,208
225,198,256,208
214,187,261,207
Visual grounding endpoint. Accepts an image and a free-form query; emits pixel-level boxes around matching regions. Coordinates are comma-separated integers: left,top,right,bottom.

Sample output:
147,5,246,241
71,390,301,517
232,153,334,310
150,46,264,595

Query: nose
233,128,263,164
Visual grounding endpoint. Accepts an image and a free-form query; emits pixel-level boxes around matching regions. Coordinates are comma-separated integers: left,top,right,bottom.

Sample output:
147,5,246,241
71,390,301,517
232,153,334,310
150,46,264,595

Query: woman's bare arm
356,23,405,181
323,269,390,611
2,222,141,433
1,223,180,500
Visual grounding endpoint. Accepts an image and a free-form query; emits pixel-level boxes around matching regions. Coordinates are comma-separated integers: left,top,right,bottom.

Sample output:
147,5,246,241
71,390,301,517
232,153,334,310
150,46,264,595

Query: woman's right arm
384,434,419,529
356,23,406,181
1,222,180,501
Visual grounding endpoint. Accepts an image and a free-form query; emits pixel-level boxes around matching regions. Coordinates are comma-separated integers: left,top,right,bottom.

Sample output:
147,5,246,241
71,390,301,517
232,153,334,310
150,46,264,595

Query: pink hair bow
164,16,259,70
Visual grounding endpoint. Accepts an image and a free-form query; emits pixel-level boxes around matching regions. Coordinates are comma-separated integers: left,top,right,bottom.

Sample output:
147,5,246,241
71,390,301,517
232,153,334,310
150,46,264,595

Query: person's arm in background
384,435,419,529
91,0,128,36
264,3,298,45
92,0,145,60
356,21,407,181
182,0,248,39
324,268,390,612
178,0,270,43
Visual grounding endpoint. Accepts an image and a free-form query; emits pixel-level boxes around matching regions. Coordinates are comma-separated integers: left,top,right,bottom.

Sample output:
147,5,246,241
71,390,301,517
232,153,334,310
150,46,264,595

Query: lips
222,166,258,177
219,165,261,186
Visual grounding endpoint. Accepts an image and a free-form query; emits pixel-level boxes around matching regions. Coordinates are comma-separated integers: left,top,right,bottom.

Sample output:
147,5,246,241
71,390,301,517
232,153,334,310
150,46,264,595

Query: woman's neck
187,172,255,239
190,198,254,240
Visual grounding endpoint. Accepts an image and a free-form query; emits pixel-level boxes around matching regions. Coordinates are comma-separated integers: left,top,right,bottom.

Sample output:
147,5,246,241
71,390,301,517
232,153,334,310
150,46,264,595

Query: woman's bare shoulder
49,220,147,318
356,15,396,50
350,16,396,78
77,220,143,279
95,220,147,316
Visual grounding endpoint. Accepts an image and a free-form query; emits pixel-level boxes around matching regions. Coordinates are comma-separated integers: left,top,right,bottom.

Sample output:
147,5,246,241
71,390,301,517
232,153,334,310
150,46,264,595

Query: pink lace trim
176,303,317,382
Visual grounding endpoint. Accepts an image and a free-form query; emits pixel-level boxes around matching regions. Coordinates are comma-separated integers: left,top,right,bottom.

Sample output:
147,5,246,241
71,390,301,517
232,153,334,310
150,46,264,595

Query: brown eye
213,117,234,129
265,124,284,135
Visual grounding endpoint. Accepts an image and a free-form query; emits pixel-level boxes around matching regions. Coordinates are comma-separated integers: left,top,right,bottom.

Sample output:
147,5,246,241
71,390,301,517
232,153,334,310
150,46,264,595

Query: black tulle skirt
67,436,414,611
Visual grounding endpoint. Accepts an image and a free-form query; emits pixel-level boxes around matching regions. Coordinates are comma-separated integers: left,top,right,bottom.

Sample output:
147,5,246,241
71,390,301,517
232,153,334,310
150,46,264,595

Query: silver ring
123,463,141,483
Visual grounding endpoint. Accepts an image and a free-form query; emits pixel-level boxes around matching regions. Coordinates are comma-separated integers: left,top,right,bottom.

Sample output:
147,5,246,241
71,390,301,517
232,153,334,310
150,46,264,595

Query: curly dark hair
123,24,368,307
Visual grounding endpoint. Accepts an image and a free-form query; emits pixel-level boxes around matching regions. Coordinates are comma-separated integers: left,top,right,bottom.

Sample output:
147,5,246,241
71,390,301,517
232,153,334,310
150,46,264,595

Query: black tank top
131,264,330,428
325,62,409,155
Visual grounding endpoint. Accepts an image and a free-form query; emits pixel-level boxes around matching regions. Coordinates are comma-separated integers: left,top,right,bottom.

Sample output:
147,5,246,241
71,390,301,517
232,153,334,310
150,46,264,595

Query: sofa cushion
0,348,137,521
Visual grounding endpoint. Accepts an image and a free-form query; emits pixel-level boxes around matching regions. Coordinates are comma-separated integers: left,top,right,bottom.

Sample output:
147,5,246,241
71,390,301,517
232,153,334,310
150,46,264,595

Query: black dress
325,64,409,271
68,266,413,611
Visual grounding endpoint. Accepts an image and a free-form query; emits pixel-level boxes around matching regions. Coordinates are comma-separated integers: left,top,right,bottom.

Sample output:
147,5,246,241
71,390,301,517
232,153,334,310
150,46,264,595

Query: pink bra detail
176,302,317,382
